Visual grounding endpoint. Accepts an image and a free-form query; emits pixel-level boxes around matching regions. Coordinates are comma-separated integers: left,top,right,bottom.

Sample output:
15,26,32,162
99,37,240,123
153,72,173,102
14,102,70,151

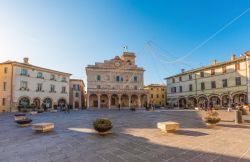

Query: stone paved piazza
0,110,250,162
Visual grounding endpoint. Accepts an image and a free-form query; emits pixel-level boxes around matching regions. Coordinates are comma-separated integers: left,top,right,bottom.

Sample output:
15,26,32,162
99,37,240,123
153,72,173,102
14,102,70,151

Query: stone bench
157,121,180,133
32,123,54,133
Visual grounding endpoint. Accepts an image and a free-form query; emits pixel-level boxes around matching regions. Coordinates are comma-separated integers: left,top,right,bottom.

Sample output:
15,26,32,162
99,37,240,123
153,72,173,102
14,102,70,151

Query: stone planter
16,119,32,127
93,118,112,135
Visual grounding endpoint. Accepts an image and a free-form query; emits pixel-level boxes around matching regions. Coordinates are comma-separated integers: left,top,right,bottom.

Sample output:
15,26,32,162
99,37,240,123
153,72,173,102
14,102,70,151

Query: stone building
0,58,71,112
166,52,250,109
144,84,166,107
86,52,149,109
69,79,85,109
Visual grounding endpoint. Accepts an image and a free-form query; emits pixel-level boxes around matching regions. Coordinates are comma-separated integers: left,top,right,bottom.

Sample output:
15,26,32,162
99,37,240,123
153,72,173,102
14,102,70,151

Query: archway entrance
100,94,109,108
58,98,66,106
141,94,148,108
89,94,98,108
221,95,229,107
111,94,119,107
198,96,208,108
209,96,220,108
131,95,139,108
178,98,186,108
75,101,79,108
43,98,53,109
19,97,30,108
187,96,197,108
233,93,246,105
121,94,129,108
33,98,40,108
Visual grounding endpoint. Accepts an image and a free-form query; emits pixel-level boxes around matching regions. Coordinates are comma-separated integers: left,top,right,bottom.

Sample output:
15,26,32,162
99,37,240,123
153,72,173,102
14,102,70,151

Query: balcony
20,87,29,91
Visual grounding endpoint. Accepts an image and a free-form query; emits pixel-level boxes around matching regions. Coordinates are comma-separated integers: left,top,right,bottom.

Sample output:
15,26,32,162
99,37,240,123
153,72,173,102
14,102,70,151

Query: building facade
144,84,166,107
69,79,85,109
166,52,250,109
86,52,149,109
0,58,71,112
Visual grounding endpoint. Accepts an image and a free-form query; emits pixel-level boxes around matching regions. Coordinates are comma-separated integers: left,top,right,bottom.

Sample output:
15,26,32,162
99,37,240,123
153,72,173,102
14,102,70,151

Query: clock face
115,62,121,67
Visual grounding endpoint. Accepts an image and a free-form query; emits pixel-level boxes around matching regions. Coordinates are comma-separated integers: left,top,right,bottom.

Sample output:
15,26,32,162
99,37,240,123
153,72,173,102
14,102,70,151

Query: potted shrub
93,118,112,135
16,118,32,127
204,111,221,125
238,106,248,115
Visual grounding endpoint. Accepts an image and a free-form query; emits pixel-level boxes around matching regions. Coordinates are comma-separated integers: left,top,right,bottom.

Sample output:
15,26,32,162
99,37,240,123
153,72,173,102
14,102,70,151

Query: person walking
118,104,121,111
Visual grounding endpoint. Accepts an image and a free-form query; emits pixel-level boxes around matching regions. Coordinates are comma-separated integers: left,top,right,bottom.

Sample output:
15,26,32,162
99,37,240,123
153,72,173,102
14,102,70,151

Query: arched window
116,75,120,82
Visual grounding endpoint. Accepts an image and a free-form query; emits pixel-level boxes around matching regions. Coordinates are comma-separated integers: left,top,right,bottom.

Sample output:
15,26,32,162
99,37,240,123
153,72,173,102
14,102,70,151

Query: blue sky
0,0,250,85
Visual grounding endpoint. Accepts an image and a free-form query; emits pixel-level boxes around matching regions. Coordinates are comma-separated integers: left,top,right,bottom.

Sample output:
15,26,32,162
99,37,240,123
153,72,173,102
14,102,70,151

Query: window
179,76,182,82
211,81,216,89
4,67,7,73
211,69,215,75
222,79,228,87
172,78,175,83
50,74,55,80
50,85,55,92
151,94,153,98
116,75,120,82
189,74,192,80
161,88,164,91
37,72,43,78
21,69,27,76
156,94,159,98
97,75,101,81
179,86,182,92
2,98,5,106
75,92,79,97
200,71,204,77
171,87,176,93
236,77,241,86
37,83,42,91
133,76,137,82
201,82,205,90
73,84,80,91
134,86,137,90
222,66,226,74
235,63,240,71
162,94,164,98
61,77,66,82
20,81,28,89
62,86,66,93
3,82,6,91
97,85,101,89
189,84,193,91
151,88,153,90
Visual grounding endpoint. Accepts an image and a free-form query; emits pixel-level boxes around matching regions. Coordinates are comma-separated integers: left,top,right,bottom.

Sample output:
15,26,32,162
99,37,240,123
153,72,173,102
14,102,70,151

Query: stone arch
209,95,221,108
74,100,80,108
178,97,186,108
58,98,67,106
89,94,98,108
121,94,129,107
18,96,31,108
187,96,197,108
221,94,230,107
42,97,53,109
197,95,208,108
111,94,119,107
131,94,139,108
100,94,109,108
33,97,41,108
140,94,148,108
232,92,247,105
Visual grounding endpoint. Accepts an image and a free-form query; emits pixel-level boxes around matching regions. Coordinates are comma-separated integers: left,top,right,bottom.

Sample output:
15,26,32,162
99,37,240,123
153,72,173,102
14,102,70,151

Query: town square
1,0,250,162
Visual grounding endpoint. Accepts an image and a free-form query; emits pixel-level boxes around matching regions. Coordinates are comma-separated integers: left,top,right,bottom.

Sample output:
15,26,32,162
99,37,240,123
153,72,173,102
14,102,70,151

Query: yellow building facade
144,84,166,107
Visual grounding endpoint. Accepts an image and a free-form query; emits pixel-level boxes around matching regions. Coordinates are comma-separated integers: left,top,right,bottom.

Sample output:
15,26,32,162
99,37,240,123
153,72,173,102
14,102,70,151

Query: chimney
212,59,217,65
230,54,236,61
23,57,29,64
181,69,185,73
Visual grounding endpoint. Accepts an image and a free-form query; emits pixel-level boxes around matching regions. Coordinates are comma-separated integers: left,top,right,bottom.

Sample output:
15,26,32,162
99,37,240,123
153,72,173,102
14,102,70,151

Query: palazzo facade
0,58,71,112
86,52,149,109
166,52,250,109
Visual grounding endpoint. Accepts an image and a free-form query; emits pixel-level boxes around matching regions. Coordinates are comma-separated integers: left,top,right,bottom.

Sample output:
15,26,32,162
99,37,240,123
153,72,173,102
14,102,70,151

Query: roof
70,79,85,86
0,60,71,76
164,51,250,79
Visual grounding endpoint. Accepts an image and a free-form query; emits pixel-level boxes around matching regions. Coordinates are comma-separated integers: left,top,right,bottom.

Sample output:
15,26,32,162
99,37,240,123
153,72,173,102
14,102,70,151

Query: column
118,94,121,107
108,95,111,109
98,94,101,109
138,95,141,108
87,94,90,109
129,95,131,108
